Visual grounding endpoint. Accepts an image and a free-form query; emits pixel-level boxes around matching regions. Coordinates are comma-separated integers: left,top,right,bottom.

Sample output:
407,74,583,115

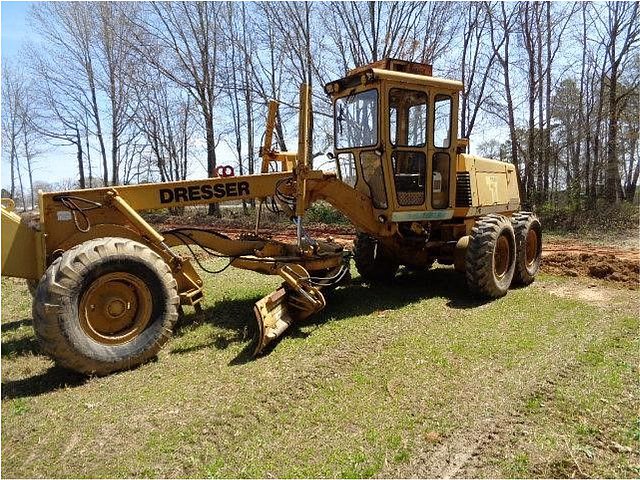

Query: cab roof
324,58,463,96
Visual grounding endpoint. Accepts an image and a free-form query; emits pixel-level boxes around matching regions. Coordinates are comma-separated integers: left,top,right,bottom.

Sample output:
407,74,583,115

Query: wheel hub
79,272,152,345
525,228,539,267
494,234,510,279
105,297,128,318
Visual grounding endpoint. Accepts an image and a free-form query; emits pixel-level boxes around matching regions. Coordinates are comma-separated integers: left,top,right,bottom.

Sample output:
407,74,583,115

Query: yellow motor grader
1,59,542,375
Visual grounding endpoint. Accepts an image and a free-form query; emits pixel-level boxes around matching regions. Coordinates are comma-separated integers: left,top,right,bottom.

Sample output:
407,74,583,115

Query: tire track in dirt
378,288,626,478
442,342,601,478
458,318,638,479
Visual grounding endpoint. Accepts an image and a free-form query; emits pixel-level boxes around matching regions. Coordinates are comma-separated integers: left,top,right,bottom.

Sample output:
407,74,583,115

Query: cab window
336,152,357,187
434,94,452,149
335,89,378,149
389,89,427,147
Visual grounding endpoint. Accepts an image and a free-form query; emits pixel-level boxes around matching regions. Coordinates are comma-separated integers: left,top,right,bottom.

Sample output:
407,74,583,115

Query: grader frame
1,59,542,375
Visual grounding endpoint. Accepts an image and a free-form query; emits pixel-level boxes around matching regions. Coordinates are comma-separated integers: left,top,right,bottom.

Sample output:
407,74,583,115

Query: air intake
455,172,472,207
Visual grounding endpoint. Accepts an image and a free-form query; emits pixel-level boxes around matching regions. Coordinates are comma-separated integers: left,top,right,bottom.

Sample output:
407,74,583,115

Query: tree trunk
76,124,86,189
23,129,35,209
625,159,639,202
85,124,93,188
579,4,589,208
543,2,552,200
589,61,607,209
111,100,119,186
16,154,26,212
604,57,620,202
88,70,109,186
522,3,537,203
536,4,544,201
10,133,16,199
205,113,220,217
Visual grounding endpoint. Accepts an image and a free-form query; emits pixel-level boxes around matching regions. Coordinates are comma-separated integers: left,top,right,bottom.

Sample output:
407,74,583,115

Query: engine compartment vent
455,172,472,207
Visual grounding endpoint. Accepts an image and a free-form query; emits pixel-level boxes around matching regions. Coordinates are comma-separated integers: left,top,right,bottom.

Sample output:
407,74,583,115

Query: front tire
511,212,542,285
32,237,180,376
465,214,516,298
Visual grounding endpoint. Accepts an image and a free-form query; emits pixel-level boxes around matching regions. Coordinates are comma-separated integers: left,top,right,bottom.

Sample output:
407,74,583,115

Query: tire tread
465,214,516,298
353,233,398,283
32,237,179,375
511,211,542,285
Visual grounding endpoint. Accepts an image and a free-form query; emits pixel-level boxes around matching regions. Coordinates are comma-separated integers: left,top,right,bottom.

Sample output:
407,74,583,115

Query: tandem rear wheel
511,212,543,285
465,212,542,298
465,214,516,298
32,237,180,376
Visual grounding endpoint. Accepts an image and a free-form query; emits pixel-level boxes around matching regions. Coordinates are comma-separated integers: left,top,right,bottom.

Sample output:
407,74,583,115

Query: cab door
334,87,389,211
385,86,429,215
430,92,456,210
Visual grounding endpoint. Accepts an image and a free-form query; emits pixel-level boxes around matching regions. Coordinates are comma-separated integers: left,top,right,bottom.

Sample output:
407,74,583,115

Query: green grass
485,313,640,478
2,264,638,478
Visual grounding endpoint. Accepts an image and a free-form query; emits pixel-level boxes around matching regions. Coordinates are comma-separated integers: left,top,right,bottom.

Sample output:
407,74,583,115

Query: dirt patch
160,223,356,248
538,283,616,306
542,250,639,289
542,238,639,263
219,226,355,246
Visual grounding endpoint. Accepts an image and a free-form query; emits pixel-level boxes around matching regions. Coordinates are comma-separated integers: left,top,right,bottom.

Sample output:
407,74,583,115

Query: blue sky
2,1,82,189
0,0,215,190
1,1,31,58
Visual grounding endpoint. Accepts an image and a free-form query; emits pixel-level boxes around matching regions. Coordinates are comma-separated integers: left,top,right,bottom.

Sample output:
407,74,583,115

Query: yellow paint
1,206,40,280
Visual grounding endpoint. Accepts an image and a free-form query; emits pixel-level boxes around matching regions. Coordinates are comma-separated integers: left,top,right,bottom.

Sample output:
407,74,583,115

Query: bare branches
325,2,453,69
0,0,636,212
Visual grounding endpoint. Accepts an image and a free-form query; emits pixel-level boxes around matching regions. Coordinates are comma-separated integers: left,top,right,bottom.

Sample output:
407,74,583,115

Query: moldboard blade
252,282,326,356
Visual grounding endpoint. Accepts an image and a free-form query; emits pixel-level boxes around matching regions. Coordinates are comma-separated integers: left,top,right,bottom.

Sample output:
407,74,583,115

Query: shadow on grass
2,367,87,400
1,318,89,400
1,319,39,358
2,318,32,332
1,267,490,397
169,266,491,364
170,297,259,357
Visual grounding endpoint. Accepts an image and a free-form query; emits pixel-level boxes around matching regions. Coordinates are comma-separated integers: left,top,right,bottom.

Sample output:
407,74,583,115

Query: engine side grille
455,172,472,207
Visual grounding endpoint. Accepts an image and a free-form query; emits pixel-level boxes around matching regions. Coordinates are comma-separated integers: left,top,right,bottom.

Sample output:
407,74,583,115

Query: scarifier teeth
251,281,326,356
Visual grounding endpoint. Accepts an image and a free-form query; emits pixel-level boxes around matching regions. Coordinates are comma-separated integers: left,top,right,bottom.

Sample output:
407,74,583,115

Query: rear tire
353,233,398,283
465,214,516,298
32,237,180,376
511,212,542,285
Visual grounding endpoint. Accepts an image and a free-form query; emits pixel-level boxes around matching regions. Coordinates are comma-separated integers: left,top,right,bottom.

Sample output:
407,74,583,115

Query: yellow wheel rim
525,228,539,267
79,272,153,345
494,234,510,279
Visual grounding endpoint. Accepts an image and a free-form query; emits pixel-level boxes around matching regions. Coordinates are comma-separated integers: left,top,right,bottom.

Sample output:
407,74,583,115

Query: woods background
2,1,639,220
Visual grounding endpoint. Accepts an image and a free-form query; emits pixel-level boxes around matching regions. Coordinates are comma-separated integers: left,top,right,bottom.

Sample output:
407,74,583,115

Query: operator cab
325,59,464,223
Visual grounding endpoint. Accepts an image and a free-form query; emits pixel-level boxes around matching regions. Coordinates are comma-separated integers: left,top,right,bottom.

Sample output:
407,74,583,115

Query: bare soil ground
542,239,639,288
159,221,640,289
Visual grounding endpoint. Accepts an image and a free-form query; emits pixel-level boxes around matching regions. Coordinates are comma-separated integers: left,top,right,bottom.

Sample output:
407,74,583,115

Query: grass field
2,260,638,478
